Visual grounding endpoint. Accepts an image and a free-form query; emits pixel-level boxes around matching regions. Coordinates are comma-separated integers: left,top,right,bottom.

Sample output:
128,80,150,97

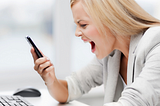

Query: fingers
35,58,56,86
42,66,55,80
31,47,38,62
30,47,44,62
38,61,52,75
34,57,54,76
31,47,56,85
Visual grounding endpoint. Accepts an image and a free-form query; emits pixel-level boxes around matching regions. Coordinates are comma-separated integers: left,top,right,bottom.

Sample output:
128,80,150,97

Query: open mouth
90,41,96,53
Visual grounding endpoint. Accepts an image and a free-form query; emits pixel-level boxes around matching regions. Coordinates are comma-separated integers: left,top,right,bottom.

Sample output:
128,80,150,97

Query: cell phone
26,36,43,58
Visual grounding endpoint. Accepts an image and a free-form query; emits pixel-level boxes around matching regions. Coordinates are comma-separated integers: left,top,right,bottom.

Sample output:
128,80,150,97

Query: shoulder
135,26,160,57
142,26,160,41
140,26,160,46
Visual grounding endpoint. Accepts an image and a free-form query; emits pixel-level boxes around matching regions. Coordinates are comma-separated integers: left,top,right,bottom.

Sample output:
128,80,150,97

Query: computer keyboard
0,96,34,106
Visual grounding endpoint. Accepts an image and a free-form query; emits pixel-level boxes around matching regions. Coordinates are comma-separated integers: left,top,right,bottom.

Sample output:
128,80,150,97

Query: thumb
30,47,44,62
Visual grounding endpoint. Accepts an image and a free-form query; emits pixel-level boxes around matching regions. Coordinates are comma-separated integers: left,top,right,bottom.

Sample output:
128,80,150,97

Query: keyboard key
0,96,34,106
0,103,3,106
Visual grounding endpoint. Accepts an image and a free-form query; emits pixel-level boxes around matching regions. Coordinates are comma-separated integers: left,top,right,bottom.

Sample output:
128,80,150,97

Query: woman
31,0,160,105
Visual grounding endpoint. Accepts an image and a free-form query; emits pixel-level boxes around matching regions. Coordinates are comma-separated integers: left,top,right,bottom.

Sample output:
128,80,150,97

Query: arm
66,57,103,102
46,79,68,103
30,47,68,103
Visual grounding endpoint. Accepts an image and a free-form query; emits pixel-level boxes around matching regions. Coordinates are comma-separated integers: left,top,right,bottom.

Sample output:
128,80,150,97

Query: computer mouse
13,87,41,97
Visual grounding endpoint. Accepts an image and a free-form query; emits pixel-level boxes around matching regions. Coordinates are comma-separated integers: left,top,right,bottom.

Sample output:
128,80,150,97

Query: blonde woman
31,0,160,105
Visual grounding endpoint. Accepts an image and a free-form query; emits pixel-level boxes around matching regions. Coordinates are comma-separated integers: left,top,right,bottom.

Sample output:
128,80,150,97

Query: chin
96,54,104,60
96,53,108,59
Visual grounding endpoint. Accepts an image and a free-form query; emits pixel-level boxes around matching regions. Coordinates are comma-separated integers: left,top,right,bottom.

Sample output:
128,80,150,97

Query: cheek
85,26,100,38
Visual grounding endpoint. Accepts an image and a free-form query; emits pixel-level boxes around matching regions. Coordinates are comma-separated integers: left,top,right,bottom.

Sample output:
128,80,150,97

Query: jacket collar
103,49,121,103
127,33,143,85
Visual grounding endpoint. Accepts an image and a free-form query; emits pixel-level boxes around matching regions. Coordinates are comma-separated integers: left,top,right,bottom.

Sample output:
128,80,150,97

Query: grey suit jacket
66,26,160,106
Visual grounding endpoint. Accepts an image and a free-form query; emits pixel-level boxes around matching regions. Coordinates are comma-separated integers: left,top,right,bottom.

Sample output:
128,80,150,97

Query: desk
0,89,89,106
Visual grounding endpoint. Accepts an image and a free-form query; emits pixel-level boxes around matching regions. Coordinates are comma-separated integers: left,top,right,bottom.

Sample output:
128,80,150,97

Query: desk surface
0,89,89,106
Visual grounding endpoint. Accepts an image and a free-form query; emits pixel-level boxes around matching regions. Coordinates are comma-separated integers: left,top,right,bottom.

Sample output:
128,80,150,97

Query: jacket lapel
103,50,121,103
127,33,142,85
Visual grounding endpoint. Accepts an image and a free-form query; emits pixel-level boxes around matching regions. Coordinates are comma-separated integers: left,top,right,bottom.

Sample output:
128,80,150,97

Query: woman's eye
80,24,87,28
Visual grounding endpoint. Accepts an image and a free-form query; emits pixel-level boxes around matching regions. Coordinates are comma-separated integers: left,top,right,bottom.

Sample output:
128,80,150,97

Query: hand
31,47,56,86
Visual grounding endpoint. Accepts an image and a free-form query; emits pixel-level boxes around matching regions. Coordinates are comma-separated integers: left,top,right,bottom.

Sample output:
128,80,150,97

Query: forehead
71,1,90,22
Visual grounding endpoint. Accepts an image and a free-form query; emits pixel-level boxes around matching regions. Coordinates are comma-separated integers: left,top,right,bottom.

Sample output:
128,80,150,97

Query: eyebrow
74,19,85,24
77,20,83,24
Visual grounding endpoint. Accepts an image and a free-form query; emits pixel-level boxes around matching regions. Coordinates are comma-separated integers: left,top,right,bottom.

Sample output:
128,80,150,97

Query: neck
115,36,130,59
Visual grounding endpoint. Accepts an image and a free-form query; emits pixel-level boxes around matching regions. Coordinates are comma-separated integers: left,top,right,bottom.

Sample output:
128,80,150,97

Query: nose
76,31,82,37
75,28,82,37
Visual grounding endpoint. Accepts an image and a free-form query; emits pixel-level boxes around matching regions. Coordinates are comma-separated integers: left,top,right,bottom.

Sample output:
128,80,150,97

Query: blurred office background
0,0,159,106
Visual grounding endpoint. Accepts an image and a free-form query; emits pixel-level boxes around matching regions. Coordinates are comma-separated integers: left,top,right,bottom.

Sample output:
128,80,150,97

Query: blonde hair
70,0,160,36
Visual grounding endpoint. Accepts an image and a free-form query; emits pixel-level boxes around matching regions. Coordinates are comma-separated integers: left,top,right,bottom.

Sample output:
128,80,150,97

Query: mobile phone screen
26,36,43,58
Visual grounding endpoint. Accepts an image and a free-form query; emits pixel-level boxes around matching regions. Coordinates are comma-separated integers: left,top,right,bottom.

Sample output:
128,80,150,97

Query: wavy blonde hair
70,0,160,36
